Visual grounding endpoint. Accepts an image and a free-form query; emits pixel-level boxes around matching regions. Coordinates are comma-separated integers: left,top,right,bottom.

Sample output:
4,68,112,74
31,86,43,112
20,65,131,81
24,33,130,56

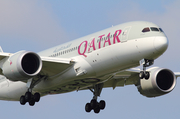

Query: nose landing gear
139,59,154,80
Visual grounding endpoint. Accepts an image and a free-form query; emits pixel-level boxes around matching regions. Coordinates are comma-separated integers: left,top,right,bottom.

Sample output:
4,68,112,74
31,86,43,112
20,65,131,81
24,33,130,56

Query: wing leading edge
40,56,75,76
0,52,75,78
99,68,180,90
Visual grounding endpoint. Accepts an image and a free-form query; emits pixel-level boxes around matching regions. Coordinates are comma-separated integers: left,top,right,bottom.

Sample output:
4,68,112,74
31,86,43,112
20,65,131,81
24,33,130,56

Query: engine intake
2,51,42,81
156,69,174,91
21,53,40,74
137,67,176,97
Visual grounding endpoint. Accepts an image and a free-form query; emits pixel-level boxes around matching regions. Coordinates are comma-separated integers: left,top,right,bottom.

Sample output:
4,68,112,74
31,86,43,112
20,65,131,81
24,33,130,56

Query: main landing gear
139,59,154,80
20,91,40,106
20,76,46,106
85,83,106,114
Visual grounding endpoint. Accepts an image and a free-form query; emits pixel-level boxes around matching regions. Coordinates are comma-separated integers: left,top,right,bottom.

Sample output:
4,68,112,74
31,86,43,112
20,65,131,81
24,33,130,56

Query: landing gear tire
34,93,40,102
20,96,26,105
144,72,150,79
94,106,100,114
139,71,145,79
25,92,32,102
85,103,92,112
139,71,150,80
90,99,97,109
99,100,106,110
29,99,35,106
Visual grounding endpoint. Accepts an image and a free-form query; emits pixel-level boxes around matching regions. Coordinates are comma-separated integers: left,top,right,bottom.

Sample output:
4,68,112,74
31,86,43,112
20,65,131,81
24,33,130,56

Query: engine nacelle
2,51,42,81
137,67,176,97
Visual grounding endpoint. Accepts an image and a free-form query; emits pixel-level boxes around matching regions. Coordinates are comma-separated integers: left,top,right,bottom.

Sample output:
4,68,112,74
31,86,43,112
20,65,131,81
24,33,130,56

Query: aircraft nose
154,36,168,53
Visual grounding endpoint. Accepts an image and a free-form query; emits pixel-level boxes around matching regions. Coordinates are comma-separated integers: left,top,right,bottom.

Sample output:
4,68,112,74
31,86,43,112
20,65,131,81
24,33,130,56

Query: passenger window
142,27,150,32
150,27,159,31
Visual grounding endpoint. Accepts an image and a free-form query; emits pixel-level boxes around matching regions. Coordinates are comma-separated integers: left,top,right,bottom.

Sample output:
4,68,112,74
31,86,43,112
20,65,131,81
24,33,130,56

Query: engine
137,67,176,97
2,51,42,81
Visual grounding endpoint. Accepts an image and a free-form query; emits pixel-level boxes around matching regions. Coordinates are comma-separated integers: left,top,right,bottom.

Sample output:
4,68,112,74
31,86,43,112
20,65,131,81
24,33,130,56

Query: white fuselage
0,21,168,101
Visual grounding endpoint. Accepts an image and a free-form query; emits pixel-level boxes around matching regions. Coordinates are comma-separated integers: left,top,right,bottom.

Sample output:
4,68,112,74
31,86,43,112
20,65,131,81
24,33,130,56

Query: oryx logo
10,60,12,65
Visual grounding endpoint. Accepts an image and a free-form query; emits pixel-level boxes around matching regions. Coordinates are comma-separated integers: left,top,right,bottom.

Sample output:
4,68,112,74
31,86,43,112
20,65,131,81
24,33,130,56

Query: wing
0,46,11,60
0,53,11,60
75,68,141,92
102,68,180,90
0,52,12,74
40,56,75,76
103,68,140,89
0,51,75,78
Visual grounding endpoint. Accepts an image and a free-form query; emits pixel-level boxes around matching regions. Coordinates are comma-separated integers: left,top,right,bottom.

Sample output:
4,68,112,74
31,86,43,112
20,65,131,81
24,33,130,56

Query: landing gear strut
85,83,106,114
139,59,154,80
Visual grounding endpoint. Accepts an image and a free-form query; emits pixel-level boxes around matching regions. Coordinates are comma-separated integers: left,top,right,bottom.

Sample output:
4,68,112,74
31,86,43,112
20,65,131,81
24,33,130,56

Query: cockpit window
150,27,159,31
142,27,150,33
159,28,164,32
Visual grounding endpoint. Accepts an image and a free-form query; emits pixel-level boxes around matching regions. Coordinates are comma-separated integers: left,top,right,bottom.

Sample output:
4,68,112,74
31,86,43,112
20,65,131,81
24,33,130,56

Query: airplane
0,21,179,114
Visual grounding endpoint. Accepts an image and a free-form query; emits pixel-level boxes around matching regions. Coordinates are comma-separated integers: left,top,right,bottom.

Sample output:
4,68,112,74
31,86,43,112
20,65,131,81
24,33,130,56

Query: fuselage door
121,26,131,42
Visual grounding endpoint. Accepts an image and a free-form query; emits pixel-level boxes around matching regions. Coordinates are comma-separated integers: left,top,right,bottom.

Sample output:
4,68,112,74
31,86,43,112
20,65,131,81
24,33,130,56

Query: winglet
0,46,3,53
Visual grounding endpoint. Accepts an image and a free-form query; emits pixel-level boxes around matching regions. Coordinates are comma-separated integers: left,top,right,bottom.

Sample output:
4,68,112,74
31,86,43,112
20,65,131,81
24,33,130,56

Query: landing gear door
121,26,131,42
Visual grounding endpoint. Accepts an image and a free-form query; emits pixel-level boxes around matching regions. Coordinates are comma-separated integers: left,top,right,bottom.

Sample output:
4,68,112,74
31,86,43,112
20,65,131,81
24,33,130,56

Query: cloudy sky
0,0,180,119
